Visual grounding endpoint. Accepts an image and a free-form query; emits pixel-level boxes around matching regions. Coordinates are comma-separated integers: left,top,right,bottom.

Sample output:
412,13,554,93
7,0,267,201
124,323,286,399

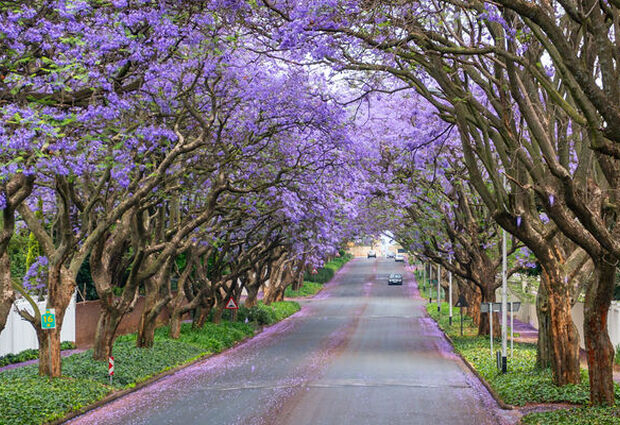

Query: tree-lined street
67,259,514,425
3,1,620,423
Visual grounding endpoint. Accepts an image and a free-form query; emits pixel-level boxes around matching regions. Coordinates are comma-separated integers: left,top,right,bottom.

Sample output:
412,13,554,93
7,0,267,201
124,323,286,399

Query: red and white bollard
108,356,114,385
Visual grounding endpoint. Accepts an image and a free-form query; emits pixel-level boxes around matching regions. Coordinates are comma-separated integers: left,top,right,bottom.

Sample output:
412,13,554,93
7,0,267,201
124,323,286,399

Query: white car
394,254,405,262
367,250,377,258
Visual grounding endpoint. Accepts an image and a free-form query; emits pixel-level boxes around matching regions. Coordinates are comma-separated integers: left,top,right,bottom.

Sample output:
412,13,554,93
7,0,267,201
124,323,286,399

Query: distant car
388,273,403,285
394,254,405,262
386,252,395,258
367,250,377,258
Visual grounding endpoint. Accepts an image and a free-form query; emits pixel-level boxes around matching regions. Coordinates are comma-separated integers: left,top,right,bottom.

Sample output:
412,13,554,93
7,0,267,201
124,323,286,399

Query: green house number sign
42,309,56,329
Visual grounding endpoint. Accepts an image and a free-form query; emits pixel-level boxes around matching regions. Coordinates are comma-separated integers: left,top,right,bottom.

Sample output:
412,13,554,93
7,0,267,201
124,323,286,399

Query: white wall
512,299,620,350
0,295,76,357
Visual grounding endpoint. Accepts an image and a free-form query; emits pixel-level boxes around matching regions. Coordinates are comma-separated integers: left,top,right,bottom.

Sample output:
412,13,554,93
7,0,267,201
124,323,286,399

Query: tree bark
535,282,553,369
136,265,172,348
137,313,158,348
37,326,61,377
584,256,616,405
541,265,580,385
477,273,501,337
92,309,124,361
0,250,15,334
36,266,75,377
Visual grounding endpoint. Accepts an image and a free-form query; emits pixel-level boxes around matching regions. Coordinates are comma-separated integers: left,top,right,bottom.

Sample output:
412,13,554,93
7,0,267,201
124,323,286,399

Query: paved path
67,259,519,425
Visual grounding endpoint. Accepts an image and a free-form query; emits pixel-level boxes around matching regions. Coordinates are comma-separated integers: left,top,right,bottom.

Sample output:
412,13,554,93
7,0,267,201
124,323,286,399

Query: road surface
67,258,519,425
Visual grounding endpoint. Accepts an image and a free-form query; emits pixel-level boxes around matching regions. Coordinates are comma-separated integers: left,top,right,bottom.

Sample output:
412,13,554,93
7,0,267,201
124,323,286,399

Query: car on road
386,252,395,258
394,254,405,262
367,250,377,258
388,273,403,285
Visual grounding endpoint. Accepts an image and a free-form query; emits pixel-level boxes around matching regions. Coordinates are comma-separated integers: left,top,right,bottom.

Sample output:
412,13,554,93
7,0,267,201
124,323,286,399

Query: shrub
284,281,323,297
304,254,352,283
236,301,300,325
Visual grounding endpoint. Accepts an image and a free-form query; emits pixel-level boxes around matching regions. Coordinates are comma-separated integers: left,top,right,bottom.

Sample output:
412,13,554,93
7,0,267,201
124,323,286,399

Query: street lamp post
501,178,508,373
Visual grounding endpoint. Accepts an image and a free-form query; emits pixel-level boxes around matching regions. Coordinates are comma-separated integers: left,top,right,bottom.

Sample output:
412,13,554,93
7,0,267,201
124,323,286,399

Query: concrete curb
50,257,354,425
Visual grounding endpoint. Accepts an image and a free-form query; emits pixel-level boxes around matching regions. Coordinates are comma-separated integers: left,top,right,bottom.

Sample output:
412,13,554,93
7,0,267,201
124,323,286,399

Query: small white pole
437,264,441,312
449,260,453,325
489,302,493,355
510,301,514,357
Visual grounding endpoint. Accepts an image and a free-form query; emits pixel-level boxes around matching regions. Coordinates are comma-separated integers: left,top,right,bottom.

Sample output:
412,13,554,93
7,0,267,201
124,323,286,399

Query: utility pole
501,176,508,373
437,263,441,312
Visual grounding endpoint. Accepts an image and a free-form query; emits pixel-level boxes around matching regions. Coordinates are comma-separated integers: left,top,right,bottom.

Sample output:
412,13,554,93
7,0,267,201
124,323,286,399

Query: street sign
454,295,469,308
480,302,520,313
108,357,115,376
41,309,56,329
225,298,239,310
480,302,502,313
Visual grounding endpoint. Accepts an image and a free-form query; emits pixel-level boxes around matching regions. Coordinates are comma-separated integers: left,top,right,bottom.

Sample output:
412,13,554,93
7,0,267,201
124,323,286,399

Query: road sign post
42,309,56,329
481,302,520,363
109,356,114,385
225,298,239,310
454,295,469,336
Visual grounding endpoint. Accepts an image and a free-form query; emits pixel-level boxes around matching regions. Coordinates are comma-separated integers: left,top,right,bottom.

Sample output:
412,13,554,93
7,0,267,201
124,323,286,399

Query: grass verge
0,301,299,425
424,300,620,423
284,281,323,298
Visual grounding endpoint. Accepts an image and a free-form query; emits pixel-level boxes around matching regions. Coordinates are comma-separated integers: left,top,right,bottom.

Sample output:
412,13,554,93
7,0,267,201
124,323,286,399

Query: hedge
284,281,323,298
304,253,352,284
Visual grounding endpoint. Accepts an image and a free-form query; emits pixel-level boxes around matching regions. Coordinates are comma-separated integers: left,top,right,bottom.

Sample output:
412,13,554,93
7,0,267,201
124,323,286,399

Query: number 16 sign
42,309,56,329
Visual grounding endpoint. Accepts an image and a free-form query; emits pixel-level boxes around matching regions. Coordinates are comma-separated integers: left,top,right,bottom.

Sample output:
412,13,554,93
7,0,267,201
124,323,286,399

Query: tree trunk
92,309,124,361
137,313,157,348
0,250,15,333
536,281,553,369
37,327,62,377
35,266,74,377
478,285,500,337
170,311,183,339
212,303,225,324
542,267,580,386
245,285,259,308
584,256,616,405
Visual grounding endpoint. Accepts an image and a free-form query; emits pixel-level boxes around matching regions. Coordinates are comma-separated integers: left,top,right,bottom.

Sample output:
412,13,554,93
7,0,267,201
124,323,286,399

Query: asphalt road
67,258,519,425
